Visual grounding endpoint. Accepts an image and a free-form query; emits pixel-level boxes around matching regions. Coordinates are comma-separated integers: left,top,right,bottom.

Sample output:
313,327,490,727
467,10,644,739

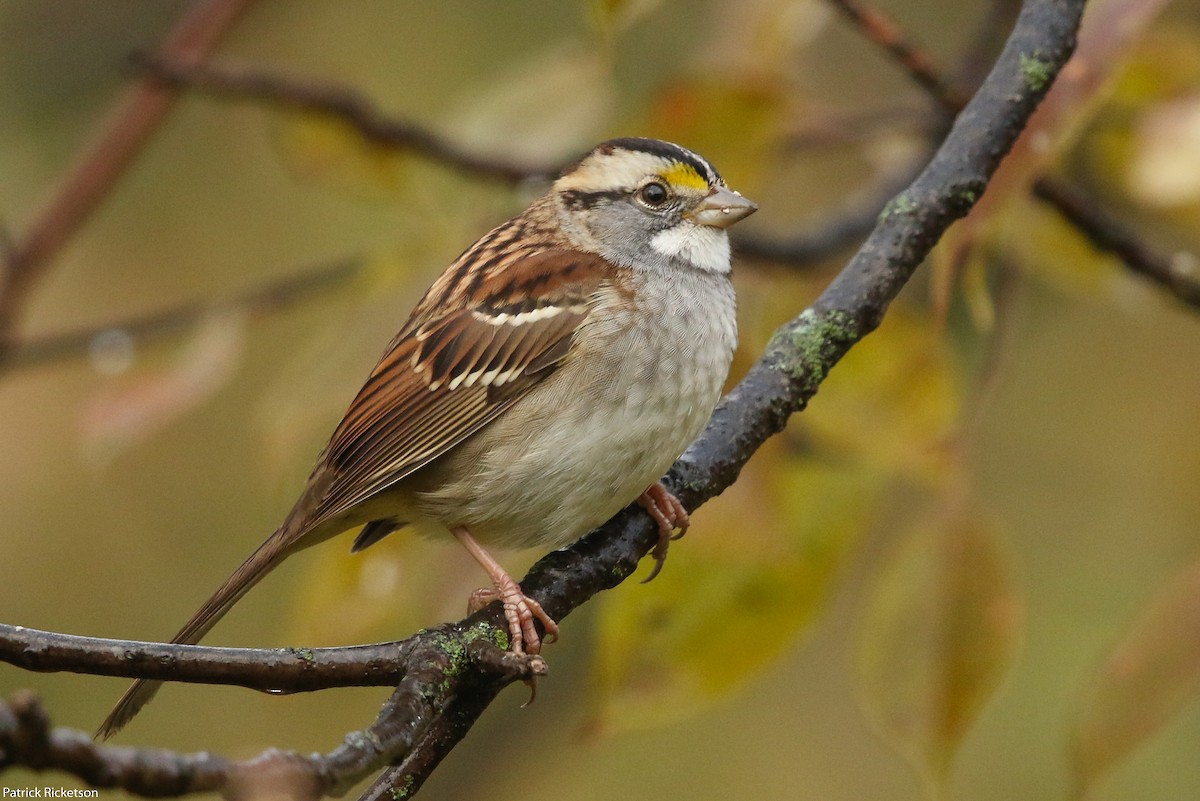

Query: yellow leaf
273,112,416,197
1127,94,1200,208
927,225,993,332
285,533,486,646
646,76,783,189
591,456,883,732
801,307,961,484
588,0,664,36
1005,196,1127,298
1070,557,1200,797
855,503,1022,794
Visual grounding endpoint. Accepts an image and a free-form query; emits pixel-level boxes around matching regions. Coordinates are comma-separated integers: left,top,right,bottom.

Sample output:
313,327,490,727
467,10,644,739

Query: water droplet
89,329,136,375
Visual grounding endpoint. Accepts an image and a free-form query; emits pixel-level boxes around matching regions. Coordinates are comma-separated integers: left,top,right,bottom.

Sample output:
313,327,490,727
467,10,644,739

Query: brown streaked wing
304,249,614,530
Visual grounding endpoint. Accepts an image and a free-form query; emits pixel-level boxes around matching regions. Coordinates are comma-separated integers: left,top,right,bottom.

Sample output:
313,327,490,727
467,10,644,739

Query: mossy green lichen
879,192,917,221
388,775,416,800
463,619,509,651
430,630,468,675
290,648,316,663
421,621,515,700
343,729,383,753
1019,53,1053,92
611,562,634,582
766,309,858,397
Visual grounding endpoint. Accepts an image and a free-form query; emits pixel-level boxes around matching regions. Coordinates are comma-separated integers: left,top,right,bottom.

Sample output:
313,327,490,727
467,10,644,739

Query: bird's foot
454,525,558,655
467,582,559,656
638,481,691,583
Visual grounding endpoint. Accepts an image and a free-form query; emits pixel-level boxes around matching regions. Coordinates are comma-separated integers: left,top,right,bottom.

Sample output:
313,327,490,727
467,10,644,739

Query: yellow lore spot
661,162,709,191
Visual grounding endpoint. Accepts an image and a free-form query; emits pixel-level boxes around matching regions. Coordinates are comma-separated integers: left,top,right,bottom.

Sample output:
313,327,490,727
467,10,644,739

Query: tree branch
0,0,255,356
825,0,970,112
733,155,930,264
371,0,1085,794
0,0,1085,796
1032,175,1200,311
0,256,362,374
132,53,902,270
135,53,558,185
1,633,542,801
0,622,414,691
825,0,1199,316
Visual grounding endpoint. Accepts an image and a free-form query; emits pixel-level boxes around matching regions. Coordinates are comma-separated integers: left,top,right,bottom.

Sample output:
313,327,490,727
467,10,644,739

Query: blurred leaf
591,456,884,732
80,310,246,462
1127,93,1200,208
699,0,831,84
982,0,1170,205
648,75,783,188
588,0,664,37
1070,557,1200,797
286,532,493,645
449,46,614,163
856,503,1022,795
274,112,416,198
289,534,415,644
254,251,420,475
929,227,990,330
1080,26,1200,206
801,308,961,484
962,253,996,331
1003,196,1126,297
944,0,1173,312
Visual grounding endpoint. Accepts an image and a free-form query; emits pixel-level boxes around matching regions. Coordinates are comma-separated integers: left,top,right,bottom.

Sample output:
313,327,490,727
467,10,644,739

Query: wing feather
298,248,614,531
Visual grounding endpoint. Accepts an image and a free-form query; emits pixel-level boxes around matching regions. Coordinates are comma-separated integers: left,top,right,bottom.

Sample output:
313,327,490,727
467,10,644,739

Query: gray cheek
588,204,668,267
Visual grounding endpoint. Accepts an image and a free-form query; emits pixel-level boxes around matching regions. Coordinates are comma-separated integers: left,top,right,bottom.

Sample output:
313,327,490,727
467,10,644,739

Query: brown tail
95,529,294,740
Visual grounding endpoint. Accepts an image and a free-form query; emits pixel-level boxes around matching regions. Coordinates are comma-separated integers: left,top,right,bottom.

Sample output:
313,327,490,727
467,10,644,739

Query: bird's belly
415,277,735,549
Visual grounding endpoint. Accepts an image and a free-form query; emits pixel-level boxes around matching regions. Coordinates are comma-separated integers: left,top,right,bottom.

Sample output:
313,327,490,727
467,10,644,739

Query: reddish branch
825,0,970,111
0,0,255,358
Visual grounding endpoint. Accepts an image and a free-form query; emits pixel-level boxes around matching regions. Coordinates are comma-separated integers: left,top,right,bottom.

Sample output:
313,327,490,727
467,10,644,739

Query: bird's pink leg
453,526,558,655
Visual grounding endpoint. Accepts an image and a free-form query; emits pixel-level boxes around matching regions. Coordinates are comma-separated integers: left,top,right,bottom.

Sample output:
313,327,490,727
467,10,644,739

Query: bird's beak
688,186,758,229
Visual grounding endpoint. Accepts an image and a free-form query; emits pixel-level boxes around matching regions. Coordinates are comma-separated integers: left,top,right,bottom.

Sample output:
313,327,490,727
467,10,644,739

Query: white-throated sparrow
98,137,756,738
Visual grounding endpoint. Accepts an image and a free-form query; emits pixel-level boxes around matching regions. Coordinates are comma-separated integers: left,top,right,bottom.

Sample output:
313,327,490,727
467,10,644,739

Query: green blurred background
2,1,1199,799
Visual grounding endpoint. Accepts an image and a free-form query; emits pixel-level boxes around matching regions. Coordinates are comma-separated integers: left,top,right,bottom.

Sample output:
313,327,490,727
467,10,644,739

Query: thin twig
825,0,970,113
782,106,939,149
826,0,1200,319
136,53,557,185
1033,176,1200,311
0,256,362,373
0,622,412,691
0,0,256,354
133,53,890,270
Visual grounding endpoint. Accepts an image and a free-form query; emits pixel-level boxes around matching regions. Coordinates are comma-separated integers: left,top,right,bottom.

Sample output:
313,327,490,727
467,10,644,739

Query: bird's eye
637,181,670,207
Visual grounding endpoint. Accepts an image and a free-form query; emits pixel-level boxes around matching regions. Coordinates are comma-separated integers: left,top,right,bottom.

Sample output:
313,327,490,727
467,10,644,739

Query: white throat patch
650,223,732,274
